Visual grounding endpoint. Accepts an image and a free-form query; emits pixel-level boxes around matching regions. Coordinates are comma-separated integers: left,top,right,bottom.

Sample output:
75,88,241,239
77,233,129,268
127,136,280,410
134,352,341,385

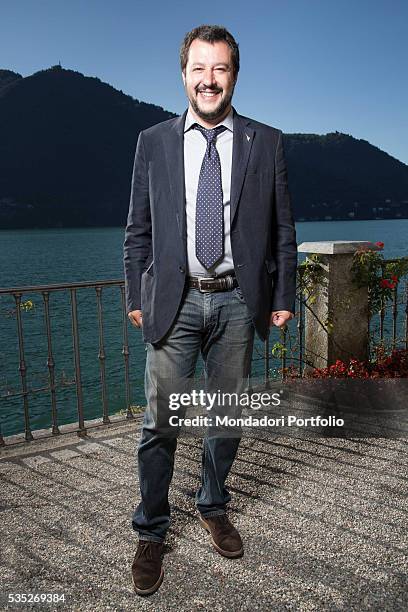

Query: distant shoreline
2,216,408,231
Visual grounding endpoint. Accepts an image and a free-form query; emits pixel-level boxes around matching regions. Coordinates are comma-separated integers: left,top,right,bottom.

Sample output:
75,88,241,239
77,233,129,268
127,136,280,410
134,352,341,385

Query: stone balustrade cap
297,241,382,255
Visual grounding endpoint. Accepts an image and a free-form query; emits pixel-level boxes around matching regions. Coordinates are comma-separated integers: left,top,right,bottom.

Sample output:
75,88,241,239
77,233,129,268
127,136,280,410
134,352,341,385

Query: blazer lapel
230,110,255,225
163,109,187,239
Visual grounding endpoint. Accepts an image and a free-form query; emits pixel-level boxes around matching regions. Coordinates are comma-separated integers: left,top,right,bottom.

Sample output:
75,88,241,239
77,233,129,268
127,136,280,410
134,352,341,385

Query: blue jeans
132,284,255,542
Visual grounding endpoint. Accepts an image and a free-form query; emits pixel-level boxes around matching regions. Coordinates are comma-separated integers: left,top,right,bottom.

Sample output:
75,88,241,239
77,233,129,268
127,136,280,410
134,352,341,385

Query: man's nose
202,68,216,86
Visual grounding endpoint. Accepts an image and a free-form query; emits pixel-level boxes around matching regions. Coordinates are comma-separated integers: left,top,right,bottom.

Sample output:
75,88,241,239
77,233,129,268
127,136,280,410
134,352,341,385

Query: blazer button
179,266,185,273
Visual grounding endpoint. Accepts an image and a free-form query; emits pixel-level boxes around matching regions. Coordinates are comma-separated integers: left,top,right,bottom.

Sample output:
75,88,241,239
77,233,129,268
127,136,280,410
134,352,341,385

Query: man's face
182,39,236,122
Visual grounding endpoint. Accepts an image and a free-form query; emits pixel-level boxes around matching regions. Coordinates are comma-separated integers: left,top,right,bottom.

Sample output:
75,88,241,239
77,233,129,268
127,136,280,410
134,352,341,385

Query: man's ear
181,70,186,86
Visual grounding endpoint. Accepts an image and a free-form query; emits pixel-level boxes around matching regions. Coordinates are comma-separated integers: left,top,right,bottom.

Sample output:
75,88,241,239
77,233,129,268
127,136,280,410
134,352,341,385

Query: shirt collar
184,106,234,133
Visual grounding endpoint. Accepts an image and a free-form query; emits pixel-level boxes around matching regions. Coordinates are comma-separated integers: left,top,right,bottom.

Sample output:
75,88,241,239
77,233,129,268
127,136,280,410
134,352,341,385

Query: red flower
380,278,397,289
308,348,408,379
375,241,384,249
391,275,398,282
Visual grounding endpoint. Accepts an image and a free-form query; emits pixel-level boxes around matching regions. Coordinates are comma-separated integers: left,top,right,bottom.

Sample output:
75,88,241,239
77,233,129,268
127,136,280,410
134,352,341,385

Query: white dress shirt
183,107,234,277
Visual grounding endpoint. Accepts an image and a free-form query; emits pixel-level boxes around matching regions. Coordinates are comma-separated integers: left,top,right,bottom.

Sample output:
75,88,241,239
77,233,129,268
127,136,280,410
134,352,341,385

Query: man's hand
269,310,295,328
128,309,143,328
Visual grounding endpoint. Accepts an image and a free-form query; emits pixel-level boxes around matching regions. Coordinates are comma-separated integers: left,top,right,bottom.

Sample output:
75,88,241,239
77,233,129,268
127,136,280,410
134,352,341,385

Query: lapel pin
246,133,251,142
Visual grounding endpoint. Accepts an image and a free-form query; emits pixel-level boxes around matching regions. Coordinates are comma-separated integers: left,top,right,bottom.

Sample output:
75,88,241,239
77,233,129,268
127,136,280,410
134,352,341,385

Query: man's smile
197,89,222,100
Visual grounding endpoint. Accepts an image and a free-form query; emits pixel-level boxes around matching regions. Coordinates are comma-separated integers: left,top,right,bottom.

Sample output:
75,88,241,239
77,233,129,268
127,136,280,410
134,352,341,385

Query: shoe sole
199,517,244,558
133,567,164,596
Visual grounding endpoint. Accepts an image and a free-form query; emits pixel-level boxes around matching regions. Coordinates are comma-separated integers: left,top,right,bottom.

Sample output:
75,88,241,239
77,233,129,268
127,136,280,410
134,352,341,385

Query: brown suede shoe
131,540,164,596
199,514,244,558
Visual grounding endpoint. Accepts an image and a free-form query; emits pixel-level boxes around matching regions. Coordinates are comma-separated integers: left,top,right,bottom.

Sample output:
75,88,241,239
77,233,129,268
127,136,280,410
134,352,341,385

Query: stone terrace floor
1,413,407,611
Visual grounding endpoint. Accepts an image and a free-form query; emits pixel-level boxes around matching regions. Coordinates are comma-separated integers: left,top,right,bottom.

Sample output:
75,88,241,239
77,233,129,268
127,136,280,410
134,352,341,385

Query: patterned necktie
194,124,227,270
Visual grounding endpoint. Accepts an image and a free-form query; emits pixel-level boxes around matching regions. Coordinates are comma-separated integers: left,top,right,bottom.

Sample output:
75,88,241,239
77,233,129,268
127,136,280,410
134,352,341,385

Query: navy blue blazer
123,107,297,344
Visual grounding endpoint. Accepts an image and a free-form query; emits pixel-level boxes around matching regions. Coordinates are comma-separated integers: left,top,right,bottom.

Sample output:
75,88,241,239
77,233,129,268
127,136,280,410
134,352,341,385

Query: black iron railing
0,280,134,444
1,262,407,445
254,266,306,385
369,259,408,352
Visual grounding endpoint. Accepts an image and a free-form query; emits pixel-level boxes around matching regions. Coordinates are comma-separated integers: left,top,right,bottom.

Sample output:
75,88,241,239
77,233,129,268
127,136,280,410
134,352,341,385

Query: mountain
283,132,408,220
0,66,407,228
0,69,23,90
0,66,175,228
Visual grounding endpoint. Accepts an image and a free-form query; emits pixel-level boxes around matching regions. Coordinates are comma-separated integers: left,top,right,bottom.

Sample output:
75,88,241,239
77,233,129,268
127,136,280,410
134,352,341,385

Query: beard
189,84,235,121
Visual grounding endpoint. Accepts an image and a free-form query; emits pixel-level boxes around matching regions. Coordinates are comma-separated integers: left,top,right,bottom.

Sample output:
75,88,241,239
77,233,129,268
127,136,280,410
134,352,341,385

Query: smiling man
184,36,234,120
123,25,297,596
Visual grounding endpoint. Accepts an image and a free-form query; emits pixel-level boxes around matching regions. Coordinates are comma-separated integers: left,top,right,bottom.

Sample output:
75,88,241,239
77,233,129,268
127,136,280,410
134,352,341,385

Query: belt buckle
197,277,215,293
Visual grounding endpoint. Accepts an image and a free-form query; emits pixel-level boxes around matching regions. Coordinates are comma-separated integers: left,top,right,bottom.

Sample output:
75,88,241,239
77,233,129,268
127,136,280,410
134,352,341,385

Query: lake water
1,219,407,437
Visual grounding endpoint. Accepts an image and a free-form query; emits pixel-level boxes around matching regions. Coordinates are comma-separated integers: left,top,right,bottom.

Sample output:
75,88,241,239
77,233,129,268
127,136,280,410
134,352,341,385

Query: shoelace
218,515,229,525
136,542,154,560
212,514,231,531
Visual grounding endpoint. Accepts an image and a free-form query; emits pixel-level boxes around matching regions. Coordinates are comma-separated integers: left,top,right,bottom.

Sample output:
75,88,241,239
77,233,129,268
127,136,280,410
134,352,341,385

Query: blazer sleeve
271,130,298,314
123,131,152,313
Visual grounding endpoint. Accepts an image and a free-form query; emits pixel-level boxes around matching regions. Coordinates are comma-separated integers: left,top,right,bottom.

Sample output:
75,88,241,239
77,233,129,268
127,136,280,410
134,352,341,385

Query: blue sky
1,0,407,163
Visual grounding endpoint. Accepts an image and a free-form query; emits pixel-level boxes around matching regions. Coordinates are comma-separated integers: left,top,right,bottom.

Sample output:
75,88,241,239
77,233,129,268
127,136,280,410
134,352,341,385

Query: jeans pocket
234,286,246,302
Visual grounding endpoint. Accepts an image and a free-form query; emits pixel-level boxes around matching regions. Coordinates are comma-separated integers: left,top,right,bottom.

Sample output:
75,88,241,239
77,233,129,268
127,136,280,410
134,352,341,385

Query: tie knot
194,123,227,144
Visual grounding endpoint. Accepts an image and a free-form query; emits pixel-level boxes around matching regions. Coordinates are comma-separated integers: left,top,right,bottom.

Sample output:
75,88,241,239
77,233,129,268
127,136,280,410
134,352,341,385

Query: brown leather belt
188,274,238,293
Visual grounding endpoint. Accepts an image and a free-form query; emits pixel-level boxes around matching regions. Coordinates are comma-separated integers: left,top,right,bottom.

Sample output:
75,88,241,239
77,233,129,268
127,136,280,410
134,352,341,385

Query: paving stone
98,438,125,447
50,449,81,461
75,442,104,454
21,455,51,468
0,460,23,473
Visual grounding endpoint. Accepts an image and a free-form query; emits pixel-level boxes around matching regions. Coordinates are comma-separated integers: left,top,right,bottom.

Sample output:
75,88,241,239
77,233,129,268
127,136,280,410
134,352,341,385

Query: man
123,25,297,596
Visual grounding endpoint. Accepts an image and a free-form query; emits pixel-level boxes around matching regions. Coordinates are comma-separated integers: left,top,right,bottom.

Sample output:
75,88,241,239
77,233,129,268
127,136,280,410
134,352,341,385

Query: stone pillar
297,241,380,372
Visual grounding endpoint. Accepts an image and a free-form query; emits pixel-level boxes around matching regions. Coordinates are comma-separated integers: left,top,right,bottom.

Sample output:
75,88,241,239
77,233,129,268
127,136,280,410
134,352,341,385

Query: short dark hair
180,25,240,78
